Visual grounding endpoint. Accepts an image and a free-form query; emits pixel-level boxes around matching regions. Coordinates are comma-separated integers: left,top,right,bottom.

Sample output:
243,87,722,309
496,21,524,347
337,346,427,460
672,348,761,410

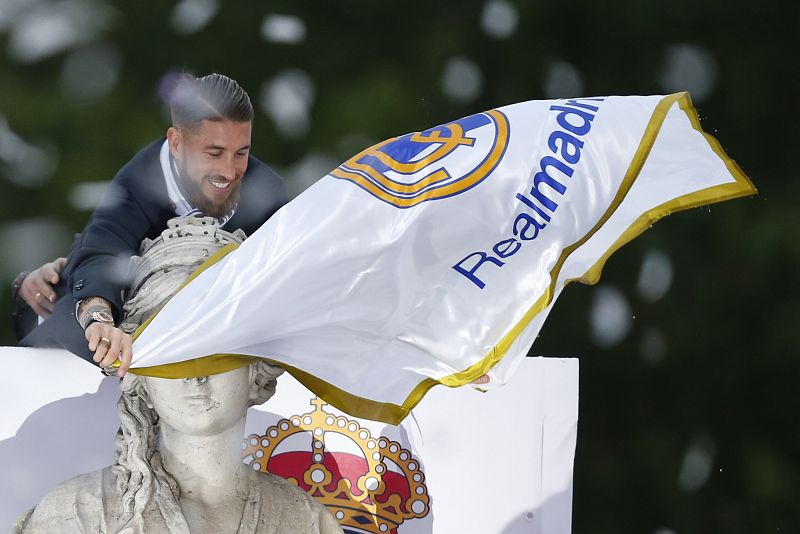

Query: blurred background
0,0,796,532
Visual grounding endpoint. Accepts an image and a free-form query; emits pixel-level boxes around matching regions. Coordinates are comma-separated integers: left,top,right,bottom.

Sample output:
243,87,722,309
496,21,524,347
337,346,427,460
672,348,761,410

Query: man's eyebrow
203,144,251,151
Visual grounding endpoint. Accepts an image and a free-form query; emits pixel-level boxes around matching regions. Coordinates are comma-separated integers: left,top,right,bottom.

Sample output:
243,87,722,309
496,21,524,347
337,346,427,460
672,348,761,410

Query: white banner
0,348,578,534
129,93,753,423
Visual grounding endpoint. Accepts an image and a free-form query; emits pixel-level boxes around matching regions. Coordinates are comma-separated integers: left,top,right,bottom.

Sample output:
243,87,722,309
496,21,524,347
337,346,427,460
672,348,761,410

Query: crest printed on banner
244,398,430,533
331,110,510,208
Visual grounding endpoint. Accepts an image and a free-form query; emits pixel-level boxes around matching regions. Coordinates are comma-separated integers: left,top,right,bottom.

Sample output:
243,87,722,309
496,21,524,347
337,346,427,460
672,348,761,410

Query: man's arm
68,186,159,374
65,148,167,371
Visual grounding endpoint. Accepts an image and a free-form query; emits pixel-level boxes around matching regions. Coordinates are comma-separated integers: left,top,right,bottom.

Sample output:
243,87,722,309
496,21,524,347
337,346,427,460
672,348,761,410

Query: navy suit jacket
19,138,288,361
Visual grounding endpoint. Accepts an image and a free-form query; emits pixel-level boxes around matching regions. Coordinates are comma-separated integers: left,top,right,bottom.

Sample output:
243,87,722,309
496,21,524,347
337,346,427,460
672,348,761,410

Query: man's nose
218,155,236,180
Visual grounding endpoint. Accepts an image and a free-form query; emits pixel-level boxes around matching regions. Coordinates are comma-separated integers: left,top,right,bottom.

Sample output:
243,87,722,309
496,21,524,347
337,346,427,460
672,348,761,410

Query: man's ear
166,126,182,161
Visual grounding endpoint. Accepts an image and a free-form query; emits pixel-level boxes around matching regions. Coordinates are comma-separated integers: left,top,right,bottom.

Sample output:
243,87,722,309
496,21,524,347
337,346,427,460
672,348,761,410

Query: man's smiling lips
207,178,232,194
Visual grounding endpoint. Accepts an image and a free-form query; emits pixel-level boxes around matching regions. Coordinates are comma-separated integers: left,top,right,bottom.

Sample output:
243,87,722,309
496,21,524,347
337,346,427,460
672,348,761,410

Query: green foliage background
1,1,797,532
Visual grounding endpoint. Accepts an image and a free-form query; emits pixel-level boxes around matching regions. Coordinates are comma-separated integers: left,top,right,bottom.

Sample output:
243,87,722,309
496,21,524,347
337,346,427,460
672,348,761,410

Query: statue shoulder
15,468,110,534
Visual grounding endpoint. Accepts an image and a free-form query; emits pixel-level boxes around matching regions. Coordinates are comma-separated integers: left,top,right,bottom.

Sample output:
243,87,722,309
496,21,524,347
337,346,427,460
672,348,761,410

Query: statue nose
184,376,208,385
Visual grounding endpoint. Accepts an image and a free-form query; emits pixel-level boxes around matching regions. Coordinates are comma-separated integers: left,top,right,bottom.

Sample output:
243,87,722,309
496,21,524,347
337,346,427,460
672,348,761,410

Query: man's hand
18,257,67,318
85,322,133,377
78,296,132,377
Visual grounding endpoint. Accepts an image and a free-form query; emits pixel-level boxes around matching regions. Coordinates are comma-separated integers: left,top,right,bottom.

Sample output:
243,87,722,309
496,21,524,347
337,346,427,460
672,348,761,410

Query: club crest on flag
331,110,510,208
244,397,430,533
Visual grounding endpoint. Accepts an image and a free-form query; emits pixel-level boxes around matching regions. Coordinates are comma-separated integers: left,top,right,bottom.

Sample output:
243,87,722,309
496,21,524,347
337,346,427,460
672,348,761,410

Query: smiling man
169,119,250,219
165,76,255,223
17,74,287,375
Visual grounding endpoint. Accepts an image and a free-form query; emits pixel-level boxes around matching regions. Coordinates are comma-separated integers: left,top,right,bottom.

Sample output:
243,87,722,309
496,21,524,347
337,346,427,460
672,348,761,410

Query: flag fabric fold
130,92,755,424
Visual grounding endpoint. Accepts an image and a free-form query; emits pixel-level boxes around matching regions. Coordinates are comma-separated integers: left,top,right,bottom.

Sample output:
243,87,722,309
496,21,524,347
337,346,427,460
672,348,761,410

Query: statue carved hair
110,217,283,531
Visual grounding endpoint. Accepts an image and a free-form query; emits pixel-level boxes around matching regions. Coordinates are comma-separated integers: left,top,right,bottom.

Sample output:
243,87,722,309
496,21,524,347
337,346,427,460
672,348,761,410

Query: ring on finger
35,292,42,301
98,337,111,349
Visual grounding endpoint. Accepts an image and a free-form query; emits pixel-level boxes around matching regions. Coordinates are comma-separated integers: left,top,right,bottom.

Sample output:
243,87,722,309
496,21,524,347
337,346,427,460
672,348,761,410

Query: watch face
92,310,114,324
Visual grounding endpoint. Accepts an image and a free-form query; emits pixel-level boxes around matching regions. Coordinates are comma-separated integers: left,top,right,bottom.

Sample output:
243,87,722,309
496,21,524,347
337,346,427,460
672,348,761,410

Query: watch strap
79,305,115,331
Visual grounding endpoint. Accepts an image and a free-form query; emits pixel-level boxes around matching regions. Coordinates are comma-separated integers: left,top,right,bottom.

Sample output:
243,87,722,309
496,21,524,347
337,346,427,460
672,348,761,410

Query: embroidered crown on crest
243,398,429,533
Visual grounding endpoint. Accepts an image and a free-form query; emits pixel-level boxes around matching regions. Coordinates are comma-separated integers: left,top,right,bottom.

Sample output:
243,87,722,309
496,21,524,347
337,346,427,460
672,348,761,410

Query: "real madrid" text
453,97,606,289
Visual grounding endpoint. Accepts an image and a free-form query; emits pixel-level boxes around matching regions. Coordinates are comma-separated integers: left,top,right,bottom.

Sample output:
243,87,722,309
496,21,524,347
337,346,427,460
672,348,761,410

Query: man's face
167,119,252,218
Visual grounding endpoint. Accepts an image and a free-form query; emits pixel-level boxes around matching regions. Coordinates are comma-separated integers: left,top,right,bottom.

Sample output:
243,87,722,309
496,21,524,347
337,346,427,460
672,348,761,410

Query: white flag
130,93,754,423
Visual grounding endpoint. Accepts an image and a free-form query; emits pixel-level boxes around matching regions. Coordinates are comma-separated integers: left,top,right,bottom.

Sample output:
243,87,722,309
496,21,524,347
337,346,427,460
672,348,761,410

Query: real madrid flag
129,92,755,424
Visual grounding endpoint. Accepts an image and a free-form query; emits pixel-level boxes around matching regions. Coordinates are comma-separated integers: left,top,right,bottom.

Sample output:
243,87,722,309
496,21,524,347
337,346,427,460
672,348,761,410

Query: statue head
112,217,283,528
112,359,282,528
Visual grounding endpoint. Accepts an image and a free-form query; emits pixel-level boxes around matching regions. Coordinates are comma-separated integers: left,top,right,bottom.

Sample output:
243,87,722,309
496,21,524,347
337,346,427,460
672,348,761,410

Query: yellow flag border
129,92,756,425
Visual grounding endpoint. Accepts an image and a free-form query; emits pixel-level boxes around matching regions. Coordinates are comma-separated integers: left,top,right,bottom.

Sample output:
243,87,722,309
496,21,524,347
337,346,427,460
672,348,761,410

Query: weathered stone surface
16,217,343,534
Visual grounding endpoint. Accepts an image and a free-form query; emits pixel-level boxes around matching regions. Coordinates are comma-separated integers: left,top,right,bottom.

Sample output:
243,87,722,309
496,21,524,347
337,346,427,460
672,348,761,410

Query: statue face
145,366,251,436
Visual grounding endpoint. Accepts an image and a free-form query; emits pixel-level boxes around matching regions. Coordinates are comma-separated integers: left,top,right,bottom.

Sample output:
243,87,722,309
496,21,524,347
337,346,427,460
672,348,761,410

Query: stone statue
15,217,343,534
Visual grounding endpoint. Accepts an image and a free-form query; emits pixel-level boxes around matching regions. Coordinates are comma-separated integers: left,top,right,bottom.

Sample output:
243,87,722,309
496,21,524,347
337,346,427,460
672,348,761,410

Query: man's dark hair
169,73,254,129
